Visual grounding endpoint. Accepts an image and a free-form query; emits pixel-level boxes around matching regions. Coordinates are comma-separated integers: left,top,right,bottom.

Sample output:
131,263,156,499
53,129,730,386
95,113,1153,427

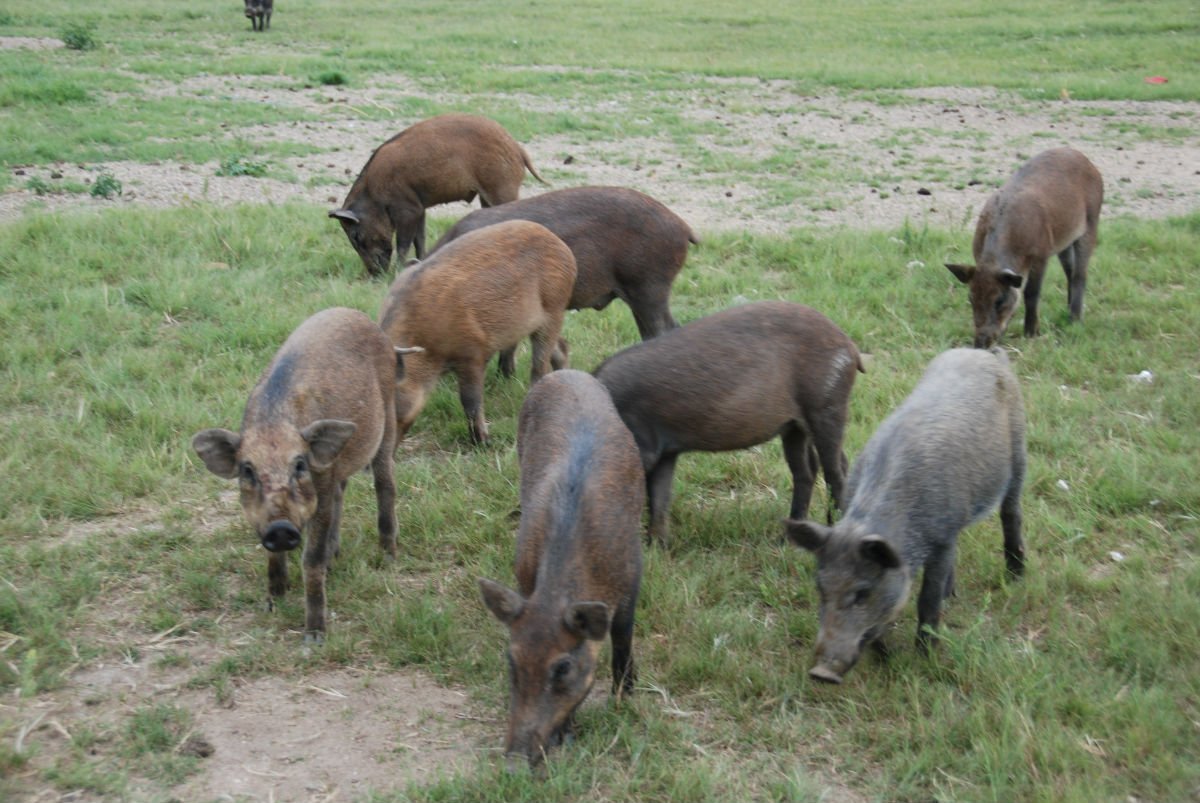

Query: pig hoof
503,755,532,775
304,631,325,646
808,665,844,684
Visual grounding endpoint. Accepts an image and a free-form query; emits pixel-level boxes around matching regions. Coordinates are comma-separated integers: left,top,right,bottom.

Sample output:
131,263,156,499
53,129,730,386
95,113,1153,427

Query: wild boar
479,369,644,770
330,113,549,274
593,301,863,546
244,0,272,31
785,347,1027,684
945,147,1103,348
429,186,698,376
378,219,576,445
191,307,411,642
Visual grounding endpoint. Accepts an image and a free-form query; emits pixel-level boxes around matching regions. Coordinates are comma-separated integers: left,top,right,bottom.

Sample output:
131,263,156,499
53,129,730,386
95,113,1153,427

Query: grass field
2,2,1199,801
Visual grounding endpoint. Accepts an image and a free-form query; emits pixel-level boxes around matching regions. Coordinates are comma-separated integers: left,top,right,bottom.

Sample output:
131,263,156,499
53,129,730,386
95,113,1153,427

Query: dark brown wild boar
192,307,415,642
244,0,272,31
593,301,863,546
479,369,644,771
330,113,549,274
785,348,1026,684
378,219,576,445
945,147,1103,348
429,186,698,376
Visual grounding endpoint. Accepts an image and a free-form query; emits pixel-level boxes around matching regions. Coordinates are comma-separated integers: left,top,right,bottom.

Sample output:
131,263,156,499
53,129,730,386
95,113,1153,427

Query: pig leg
915,544,956,653
805,414,850,520
372,439,398,561
610,604,637,697
645,453,679,546
550,337,569,371
267,550,288,605
302,480,344,641
497,347,517,378
1061,234,1093,322
780,427,817,522
455,362,489,445
529,320,564,384
626,288,678,341
1022,258,1048,337
1000,486,1025,577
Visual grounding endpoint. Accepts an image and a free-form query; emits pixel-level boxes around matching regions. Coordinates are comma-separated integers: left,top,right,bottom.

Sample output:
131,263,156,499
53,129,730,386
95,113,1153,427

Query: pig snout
261,520,301,552
974,330,999,349
808,663,845,685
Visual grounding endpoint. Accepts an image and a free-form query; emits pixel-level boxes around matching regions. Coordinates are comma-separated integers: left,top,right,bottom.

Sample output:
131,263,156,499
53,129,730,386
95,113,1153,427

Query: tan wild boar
330,113,549,273
192,307,413,642
378,219,576,445
945,147,1103,348
479,369,644,770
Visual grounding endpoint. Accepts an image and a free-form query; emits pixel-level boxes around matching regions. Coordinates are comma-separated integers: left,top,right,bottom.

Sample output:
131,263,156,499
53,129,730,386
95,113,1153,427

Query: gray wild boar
479,369,644,770
192,307,414,642
785,347,1027,684
378,219,576,445
945,147,1103,348
430,186,698,376
330,113,549,274
244,0,272,31
593,301,863,546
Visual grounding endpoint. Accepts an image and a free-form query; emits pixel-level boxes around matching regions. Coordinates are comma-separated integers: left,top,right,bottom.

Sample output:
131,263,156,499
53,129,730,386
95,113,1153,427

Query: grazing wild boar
378,219,576,445
191,307,414,642
945,147,1103,348
593,301,863,546
479,369,644,771
244,0,272,31
330,113,549,274
430,186,698,376
785,347,1027,684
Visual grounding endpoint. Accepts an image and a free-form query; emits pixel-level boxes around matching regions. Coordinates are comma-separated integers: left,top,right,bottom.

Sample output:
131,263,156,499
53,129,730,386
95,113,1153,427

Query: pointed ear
478,578,525,625
998,269,1024,289
192,428,241,479
329,208,359,224
945,263,976,284
300,419,356,470
783,518,830,553
860,535,902,570
564,602,610,641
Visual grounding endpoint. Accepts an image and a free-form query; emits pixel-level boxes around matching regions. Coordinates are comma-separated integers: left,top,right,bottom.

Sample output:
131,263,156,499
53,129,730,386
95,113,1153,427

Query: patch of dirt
0,36,64,51
3,78,1197,238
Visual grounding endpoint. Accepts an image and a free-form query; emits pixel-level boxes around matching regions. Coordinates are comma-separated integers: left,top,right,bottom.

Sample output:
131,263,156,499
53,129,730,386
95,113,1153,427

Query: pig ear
328,208,359,224
300,419,357,471
782,518,830,553
192,428,241,479
564,602,610,641
997,269,1024,289
860,535,902,570
478,578,525,625
945,263,976,284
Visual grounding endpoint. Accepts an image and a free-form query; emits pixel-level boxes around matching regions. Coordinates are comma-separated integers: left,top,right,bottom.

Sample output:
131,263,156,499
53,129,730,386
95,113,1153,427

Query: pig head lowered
192,307,402,642
786,347,1027,683
946,147,1103,348
330,113,549,273
479,370,644,770
378,219,575,445
594,300,863,546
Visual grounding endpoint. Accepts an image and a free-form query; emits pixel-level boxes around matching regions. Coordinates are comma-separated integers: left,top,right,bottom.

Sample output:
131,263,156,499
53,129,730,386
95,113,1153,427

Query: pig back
595,301,860,452
241,307,396,479
379,220,576,353
513,370,644,601
845,348,1025,537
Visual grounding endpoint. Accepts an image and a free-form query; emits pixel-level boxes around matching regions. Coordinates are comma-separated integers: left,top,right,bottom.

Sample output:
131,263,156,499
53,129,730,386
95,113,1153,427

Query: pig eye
551,658,571,685
239,463,257,486
852,587,871,605
293,456,308,476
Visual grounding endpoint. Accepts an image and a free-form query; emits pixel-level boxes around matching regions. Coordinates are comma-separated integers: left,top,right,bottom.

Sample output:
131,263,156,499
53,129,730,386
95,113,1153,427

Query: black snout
261,520,301,552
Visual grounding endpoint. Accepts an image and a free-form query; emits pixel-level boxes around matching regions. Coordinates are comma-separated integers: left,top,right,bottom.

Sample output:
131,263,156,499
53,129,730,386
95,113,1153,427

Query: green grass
1,204,1198,801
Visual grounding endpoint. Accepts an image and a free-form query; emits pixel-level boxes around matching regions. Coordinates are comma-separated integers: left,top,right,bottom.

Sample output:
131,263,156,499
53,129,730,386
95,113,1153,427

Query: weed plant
0,204,1197,801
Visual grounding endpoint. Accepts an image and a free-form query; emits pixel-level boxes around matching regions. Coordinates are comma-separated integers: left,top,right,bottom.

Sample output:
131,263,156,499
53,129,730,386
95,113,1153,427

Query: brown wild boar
429,186,698,376
785,348,1026,684
479,369,644,770
945,147,1103,348
191,307,415,642
378,219,576,445
244,0,272,31
330,113,549,274
593,301,863,546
